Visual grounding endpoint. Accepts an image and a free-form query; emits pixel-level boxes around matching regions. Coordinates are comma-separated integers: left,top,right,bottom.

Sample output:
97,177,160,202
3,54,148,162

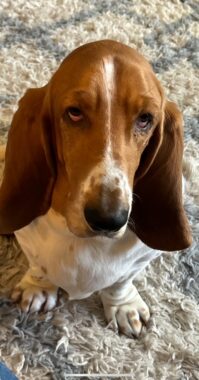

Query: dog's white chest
15,209,161,300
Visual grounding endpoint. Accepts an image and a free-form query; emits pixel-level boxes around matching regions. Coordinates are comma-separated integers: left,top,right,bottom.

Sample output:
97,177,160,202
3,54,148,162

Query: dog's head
0,40,192,250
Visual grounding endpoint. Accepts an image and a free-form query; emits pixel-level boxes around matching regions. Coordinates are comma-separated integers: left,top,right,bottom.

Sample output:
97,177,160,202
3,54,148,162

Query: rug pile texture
0,1,199,379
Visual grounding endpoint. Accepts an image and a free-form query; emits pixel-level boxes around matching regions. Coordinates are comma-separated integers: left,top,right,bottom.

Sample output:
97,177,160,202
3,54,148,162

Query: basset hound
0,40,192,337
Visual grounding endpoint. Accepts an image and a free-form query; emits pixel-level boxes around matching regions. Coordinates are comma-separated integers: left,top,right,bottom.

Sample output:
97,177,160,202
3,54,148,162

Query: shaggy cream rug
0,1,199,379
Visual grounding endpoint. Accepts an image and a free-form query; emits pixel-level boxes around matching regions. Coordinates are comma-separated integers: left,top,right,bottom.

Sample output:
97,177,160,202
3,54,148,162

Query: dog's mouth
100,225,127,239
78,227,127,241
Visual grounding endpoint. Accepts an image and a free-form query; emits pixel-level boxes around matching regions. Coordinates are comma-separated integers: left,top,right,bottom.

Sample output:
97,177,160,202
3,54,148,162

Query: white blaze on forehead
103,59,115,93
103,60,115,92
81,57,132,213
102,60,124,187
102,58,115,165
102,58,115,128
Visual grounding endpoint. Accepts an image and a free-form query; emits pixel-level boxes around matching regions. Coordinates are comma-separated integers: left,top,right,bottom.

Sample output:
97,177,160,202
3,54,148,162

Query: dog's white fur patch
15,208,161,301
14,207,159,334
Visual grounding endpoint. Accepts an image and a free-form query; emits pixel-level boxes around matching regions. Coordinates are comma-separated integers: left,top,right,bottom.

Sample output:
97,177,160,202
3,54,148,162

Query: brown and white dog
0,40,192,337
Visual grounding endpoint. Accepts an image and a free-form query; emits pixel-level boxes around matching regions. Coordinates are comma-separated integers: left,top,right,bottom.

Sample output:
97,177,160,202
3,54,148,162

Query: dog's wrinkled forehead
50,40,161,109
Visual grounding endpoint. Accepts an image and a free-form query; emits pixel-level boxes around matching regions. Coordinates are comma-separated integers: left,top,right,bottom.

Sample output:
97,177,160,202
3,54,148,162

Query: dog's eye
68,107,83,122
136,113,153,130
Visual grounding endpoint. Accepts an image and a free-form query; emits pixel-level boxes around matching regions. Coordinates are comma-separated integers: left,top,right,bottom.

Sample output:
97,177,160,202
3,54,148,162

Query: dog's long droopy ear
130,101,192,251
0,86,55,234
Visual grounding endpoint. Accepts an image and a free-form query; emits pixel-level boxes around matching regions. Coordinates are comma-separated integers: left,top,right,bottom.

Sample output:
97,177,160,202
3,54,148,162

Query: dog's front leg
100,280,150,338
11,266,58,313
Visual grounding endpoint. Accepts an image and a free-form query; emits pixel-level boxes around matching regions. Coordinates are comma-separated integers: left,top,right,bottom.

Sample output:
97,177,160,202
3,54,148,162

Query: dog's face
50,43,163,238
0,40,192,250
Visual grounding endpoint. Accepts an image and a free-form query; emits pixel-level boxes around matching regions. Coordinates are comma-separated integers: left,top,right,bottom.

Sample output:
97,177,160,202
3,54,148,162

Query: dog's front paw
11,271,58,313
101,284,150,338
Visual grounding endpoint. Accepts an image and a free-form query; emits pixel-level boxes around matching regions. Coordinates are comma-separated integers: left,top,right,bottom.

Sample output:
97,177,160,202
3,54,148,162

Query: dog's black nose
84,207,128,233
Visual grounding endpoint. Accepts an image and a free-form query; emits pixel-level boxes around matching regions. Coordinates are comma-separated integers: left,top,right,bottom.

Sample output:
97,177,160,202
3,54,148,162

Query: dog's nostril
84,207,128,232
